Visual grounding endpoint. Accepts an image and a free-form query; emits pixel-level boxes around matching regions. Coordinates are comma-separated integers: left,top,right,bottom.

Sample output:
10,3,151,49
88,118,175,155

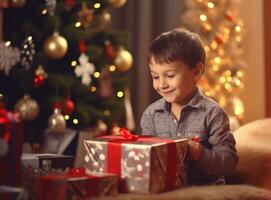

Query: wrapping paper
84,130,188,193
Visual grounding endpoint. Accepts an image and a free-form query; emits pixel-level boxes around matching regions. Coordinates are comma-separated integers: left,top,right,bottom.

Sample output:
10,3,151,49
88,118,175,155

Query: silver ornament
48,108,66,134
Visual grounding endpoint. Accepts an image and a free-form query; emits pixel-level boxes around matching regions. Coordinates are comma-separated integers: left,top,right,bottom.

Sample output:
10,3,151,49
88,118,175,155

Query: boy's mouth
161,89,175,95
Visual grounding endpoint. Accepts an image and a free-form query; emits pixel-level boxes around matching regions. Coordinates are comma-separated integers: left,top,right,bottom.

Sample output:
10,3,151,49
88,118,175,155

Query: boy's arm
192,109,239,177
140,109,155,135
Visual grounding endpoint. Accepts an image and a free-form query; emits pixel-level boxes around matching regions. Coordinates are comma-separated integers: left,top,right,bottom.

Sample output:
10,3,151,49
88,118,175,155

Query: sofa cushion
227,118,271,189
102,185,271,200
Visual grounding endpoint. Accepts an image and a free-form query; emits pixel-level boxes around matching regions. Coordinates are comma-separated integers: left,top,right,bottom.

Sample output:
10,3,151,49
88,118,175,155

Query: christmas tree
182,0,246,126
0,0,133,144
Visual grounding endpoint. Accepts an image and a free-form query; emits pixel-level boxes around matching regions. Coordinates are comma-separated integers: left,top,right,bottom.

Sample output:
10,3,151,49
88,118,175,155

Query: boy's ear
193,63,204,81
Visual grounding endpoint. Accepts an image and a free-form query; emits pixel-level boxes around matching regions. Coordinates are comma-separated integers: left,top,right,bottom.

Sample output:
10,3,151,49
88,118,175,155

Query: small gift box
84,128,188,194
23,167,117,200
0,106,23,186
21,153,74,171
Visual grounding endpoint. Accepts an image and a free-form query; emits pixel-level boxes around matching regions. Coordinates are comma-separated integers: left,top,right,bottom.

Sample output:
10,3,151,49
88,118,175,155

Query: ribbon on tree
98,128,177,190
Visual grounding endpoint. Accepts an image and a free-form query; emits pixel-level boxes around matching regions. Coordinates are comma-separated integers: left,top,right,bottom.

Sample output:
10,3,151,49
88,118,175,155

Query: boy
140,28,238,185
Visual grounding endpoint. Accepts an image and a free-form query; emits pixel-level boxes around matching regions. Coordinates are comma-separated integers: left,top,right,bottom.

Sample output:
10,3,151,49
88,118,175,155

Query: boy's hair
148,28,206,68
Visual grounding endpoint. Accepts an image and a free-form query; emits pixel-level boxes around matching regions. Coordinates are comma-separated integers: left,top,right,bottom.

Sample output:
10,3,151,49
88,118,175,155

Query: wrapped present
0,186,25,200
23,167,117,200
0,106,23,186
84,128,188,194
43,128,78,155
21,153,74,171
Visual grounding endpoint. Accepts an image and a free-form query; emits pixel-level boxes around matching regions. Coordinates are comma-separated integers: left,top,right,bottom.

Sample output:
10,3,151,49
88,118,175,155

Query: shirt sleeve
140,108,156,136
194,108,239,177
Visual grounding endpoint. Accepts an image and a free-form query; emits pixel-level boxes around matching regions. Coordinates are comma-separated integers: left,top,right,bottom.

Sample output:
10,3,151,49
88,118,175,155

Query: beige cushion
229,118,271,189
101,185,271,200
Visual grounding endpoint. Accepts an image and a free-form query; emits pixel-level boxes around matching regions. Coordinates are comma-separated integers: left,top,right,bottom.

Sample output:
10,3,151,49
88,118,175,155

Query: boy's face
149,58,203,105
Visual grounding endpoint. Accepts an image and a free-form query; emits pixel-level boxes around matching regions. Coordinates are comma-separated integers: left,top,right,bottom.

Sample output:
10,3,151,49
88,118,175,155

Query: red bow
0,106,11,142
118,128,138,141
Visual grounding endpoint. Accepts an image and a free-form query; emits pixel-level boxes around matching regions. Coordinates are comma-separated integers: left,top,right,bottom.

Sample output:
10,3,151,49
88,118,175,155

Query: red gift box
84,128,188,194
24,167,117,200
0,106,23,186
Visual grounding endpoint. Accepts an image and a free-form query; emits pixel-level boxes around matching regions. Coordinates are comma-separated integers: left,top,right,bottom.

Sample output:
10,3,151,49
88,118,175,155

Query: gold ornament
11,0,26,7
43,32,68,59
15,95,39,121
114,47,133,72
107,0,127,8
99,10,111,25
48,108,66,134
78,3,94,28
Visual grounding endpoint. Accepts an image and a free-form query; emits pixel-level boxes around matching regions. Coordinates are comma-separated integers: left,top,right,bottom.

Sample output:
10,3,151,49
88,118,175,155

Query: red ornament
33,74,45,87
225,14,233,21
64,0,75,9
104,40,115,62
63,99,75,115
53,101,62,110
79,40,87,53
215,36,223,45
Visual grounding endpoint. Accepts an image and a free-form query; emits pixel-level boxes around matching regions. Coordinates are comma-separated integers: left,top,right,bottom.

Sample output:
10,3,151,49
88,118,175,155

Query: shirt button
173,119,178,124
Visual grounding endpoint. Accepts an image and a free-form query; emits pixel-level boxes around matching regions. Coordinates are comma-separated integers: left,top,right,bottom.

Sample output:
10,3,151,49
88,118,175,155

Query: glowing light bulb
207,2,215,8
200,14,207,22
94,3,101,9
117,91,124,98
71,60,77,67
214,57,221,64
75,22,81,28
94,72,100,78
104,110,110,116
109,65,116,72
73,119,79,124
235,25,241,32
5,41,11,46
42,9,48,15
90,86,97,92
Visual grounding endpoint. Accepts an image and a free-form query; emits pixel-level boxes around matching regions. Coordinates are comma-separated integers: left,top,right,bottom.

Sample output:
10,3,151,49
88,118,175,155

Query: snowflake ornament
75,53,95,86
21,37,35,70
0,42,20,75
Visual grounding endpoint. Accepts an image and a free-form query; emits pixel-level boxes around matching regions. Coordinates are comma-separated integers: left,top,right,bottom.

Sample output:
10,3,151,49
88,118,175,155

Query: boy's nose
158,78,168,89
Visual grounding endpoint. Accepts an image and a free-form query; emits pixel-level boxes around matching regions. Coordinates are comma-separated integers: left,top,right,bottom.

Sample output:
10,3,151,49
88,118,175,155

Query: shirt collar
154,87,205,112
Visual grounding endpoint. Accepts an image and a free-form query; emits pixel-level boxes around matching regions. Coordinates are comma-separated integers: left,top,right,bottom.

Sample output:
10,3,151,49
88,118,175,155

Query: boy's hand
188,140,202,161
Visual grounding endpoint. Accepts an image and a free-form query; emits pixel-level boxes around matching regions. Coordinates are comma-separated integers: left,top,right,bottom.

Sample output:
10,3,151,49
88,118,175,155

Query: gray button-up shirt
140,88,238,184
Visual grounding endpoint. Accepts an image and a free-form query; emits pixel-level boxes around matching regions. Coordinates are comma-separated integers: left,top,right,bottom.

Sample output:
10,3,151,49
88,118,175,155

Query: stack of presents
1,106,189,199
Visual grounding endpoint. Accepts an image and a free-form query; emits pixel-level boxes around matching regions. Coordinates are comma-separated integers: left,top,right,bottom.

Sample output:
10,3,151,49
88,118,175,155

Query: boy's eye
167,74,175,78
152,76,159,80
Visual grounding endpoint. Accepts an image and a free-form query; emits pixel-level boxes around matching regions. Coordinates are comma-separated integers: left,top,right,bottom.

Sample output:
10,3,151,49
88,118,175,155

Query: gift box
0,186,25,200
84,128,188,194
0,107,23,186
23,167,117,200
21,153,74,171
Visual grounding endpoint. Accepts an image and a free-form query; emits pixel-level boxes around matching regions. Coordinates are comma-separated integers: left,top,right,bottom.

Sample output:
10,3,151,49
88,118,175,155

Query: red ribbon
39,168,100,199
99,128,177,190
0,106,11,143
